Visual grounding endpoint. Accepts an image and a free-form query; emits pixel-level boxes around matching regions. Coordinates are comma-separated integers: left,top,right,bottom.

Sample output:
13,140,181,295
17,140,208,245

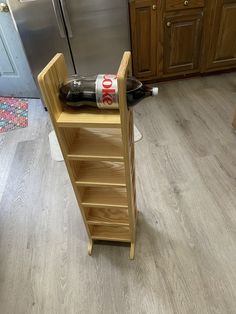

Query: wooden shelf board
76,181,126,187
87,207,129,226
91,225,131,242
67,128,124,161
81,187,128,208
57,107,121,128
74,161,126,187
68,155,124,162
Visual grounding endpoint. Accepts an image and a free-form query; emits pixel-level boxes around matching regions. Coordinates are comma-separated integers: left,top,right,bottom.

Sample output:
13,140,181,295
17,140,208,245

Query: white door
0,1,38,97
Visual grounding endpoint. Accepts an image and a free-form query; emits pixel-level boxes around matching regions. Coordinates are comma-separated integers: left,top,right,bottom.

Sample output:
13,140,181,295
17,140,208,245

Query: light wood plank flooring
0,72,236,314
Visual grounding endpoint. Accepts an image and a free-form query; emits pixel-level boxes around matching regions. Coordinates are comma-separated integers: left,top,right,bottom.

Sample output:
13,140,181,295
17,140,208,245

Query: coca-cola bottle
59,74,158,109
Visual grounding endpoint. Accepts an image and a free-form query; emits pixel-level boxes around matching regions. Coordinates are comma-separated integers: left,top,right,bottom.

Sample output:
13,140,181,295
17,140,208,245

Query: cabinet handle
152,4,157,10
166,21,171,27
184,0,189,5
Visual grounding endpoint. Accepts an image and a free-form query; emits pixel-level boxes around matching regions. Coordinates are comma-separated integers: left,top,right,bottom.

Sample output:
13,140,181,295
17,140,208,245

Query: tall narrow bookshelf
38,52,137,259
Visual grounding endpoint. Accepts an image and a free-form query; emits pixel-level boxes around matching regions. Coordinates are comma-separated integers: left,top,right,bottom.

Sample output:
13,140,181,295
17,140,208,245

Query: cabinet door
163,12,203,74
206,0,236,70
129,0,157,79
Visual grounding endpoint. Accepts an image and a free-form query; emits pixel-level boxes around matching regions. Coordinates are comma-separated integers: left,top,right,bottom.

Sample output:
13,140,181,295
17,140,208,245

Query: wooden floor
0,72,236,314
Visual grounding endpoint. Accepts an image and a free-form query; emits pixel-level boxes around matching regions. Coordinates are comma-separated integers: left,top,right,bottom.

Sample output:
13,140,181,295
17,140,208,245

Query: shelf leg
130,242,135,260
88,239,94,256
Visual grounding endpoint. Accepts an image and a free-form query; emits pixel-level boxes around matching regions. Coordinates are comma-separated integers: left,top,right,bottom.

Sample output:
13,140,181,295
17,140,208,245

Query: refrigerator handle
52,0,66,38
60,0,73,38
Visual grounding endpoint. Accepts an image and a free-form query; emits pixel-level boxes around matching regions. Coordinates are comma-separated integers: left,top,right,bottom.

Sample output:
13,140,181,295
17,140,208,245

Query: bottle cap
152,87,159,96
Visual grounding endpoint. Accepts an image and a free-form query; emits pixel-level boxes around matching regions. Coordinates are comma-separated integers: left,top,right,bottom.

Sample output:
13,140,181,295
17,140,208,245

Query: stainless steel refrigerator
8,0,131,97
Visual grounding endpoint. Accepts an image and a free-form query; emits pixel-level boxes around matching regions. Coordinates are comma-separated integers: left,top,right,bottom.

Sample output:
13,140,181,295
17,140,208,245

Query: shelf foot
130,242,135,260
88,239,94,256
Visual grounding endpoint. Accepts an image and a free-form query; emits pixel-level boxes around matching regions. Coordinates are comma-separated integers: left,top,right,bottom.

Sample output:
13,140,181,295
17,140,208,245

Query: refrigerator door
8,0,75,85
61,0,131,75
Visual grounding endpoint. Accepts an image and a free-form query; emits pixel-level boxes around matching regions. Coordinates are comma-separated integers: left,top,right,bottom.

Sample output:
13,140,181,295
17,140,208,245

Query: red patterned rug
0,97,28,133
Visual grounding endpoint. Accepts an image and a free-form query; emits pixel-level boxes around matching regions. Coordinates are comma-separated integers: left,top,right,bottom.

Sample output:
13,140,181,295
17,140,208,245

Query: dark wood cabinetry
129,0,158,78
206,0,236,71
163,11,203,74
165,0,204,11
129,0,236,81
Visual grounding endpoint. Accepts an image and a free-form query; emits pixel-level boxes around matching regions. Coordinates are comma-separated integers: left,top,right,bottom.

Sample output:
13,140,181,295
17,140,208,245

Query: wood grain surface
86,207,129,226
57,107,121,128
72,161,126,187
130,0,236,81
0,72,236,313
166,0,204,11
81,187,128,209
129,0,158,78
66,128,123,161
90,225,131,242
163,11,203,74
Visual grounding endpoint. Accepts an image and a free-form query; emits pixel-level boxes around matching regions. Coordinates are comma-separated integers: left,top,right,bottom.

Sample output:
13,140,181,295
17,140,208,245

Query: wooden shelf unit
38,52,137,259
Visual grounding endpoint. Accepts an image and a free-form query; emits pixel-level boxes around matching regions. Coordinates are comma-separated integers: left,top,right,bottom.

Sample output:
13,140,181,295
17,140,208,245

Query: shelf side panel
117,52,137,244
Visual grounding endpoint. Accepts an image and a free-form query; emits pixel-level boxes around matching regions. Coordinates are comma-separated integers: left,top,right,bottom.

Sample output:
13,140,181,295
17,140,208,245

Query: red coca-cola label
96,74,119,109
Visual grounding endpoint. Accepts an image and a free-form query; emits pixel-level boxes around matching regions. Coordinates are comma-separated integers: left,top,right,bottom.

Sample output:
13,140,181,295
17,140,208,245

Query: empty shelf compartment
60,127,124,161
86,207,129,226
89,225,131,242
70,161,126,187
80,187,128,208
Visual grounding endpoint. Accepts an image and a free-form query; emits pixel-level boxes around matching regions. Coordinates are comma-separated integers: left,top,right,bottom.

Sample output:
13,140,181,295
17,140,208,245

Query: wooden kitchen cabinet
205,0,236,71
129,0,236,81
163,11,203,75
129,0,158,79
